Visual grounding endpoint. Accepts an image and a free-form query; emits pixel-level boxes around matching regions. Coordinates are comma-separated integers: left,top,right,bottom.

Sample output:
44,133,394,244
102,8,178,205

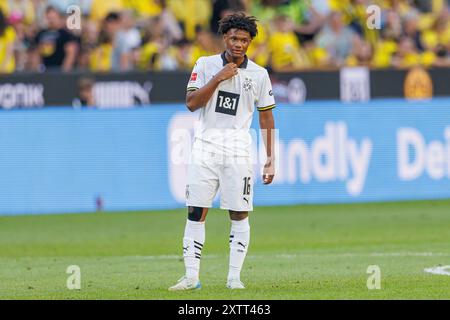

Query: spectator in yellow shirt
421,9,450,53
125,0,162,18
89,30,114,72
89,12,121,72
302,40,330,68
338,0,378,47
137,18,165,71
0,9,16,73
173,39,194,70
391,36,436,68
90,0,125,23
138,40,161,71
268,15,303,71
372,9,401,68
168,0,211,41
247,21,269,67
188,27,219,67
346,38,373,67
137,16,181,71
372,39,398,68
171,28,220,71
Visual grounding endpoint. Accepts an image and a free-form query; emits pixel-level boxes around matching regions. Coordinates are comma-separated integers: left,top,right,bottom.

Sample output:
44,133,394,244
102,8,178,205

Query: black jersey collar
221,51,248,69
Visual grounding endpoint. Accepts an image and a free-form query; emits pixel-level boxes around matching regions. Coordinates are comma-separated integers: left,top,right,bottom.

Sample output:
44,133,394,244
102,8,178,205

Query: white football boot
168,276,201,291
226,278,245,289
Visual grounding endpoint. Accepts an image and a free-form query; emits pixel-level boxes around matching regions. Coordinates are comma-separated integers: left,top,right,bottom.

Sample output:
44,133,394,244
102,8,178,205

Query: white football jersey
187,52,275,157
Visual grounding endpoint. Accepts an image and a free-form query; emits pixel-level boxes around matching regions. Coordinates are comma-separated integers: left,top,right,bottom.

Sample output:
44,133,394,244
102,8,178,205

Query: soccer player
169,12,276,291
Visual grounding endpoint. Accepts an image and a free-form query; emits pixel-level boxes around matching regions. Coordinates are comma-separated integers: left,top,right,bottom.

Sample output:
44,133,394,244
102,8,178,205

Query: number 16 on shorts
242,177,251,206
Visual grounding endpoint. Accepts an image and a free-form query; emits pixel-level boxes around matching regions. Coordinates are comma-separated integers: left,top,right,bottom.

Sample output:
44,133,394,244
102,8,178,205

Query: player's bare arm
259,109,275,185
186,63,238,112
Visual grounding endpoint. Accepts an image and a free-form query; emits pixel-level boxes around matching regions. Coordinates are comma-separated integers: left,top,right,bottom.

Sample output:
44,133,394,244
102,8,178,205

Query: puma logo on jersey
215,90,240,116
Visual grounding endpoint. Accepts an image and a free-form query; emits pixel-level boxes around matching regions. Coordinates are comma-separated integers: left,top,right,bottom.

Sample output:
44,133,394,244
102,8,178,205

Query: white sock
228,217,250,281
183,219,205,280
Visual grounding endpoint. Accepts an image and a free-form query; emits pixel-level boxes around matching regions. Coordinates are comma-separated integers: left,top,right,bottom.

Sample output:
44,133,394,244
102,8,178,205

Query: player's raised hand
262,160,275,185
216,63,238,82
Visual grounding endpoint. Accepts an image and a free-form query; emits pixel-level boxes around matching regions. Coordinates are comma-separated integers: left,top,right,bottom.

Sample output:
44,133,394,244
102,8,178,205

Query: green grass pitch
1,200,449,299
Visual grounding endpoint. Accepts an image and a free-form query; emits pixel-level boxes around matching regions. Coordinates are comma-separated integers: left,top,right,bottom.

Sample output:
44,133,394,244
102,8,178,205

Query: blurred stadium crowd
0,0,450,73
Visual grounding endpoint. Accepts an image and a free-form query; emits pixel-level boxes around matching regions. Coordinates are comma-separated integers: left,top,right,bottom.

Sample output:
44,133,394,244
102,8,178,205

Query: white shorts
185,149,253,212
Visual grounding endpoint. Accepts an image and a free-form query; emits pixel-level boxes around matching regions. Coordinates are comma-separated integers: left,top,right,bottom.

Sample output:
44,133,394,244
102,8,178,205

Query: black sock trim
194,241,203,247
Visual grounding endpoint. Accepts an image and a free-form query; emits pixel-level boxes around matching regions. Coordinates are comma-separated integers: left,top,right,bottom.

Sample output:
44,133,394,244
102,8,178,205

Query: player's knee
188,206,207,222
229,211,248,221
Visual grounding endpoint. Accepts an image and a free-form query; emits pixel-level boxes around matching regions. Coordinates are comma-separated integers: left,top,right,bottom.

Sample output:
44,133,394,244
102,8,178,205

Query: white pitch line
261,252,450,258
424,266,450,276
122,252,450,261
369,252,450,257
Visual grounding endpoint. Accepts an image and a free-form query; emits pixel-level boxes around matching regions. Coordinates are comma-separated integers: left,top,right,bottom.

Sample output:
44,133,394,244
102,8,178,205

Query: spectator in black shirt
33,6,79,72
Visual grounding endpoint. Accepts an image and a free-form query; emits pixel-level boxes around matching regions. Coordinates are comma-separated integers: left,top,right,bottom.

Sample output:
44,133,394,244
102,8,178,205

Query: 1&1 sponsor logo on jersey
215,90,240,116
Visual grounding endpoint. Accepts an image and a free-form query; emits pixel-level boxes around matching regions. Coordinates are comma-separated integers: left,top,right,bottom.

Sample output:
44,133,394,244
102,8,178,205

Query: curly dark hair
218,12,258,39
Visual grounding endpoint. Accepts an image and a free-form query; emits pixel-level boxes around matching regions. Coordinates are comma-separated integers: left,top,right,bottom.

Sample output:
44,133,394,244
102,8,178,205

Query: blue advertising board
1,98,450,215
